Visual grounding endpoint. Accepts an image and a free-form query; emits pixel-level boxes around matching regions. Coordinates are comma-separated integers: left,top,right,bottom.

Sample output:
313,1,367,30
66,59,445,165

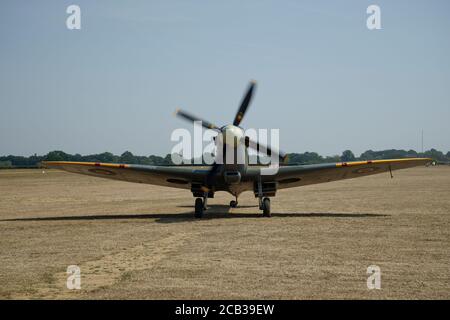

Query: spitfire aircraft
43,81,431,218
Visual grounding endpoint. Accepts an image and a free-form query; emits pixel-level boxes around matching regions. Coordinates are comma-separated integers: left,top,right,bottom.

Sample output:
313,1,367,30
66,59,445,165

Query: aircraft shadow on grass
1,205,389,224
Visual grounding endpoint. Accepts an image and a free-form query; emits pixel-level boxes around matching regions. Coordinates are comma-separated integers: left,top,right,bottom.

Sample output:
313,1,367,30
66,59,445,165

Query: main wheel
230,200,238,208
194,198,204,218
262,198,271,217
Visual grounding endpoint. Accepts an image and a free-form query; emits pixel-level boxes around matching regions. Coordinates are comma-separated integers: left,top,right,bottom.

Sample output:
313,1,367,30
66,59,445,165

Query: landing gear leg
194,198,204,218
203,193,208,210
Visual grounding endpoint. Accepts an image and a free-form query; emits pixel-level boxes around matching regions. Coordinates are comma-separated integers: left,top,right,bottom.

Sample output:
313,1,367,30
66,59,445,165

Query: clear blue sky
1,0,449,157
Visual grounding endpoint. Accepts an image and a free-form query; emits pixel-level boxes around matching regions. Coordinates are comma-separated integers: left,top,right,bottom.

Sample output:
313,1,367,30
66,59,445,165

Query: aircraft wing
42,161,211,189
272,158,432,189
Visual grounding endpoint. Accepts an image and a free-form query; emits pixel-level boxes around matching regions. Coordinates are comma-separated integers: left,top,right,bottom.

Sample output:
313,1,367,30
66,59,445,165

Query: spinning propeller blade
233,80,256,126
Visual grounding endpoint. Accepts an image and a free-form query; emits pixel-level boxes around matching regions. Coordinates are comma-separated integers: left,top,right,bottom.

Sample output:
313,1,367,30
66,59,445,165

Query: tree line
0,148,449,168
287,149,449,165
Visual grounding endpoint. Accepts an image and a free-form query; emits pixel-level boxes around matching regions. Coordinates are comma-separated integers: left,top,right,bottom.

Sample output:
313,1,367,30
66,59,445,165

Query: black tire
194,198,204,218
230,200,237,208
262,198,271,217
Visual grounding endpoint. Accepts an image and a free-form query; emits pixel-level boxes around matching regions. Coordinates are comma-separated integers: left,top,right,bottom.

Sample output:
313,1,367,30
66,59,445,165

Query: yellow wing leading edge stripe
335,158,432,168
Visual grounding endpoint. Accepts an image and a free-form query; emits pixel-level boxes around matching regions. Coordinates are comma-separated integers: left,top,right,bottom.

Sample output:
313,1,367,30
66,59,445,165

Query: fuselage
215,124,251,195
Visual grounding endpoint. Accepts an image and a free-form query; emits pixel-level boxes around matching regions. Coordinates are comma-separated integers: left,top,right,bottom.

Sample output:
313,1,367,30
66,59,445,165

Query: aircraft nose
219,125,245,146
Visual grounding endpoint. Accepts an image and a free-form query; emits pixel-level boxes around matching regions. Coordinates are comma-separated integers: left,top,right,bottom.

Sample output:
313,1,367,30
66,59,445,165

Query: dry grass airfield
0,166,449,299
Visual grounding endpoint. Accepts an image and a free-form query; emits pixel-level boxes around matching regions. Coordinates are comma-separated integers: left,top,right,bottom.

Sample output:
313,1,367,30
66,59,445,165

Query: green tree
341,150,356,162
324,155,341,163
360,150,378,160
0,160,12,168
45,151,69,161
164,154,174,165
423,149,446,162
147,155,165,165
119,151,135,164
96,152,116,163
287,152,323,164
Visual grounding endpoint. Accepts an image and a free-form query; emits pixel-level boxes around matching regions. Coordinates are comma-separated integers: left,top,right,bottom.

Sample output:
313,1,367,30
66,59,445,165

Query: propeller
245,136,287,163
233,80,256,126
174,80,287,191
174,109,219,131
